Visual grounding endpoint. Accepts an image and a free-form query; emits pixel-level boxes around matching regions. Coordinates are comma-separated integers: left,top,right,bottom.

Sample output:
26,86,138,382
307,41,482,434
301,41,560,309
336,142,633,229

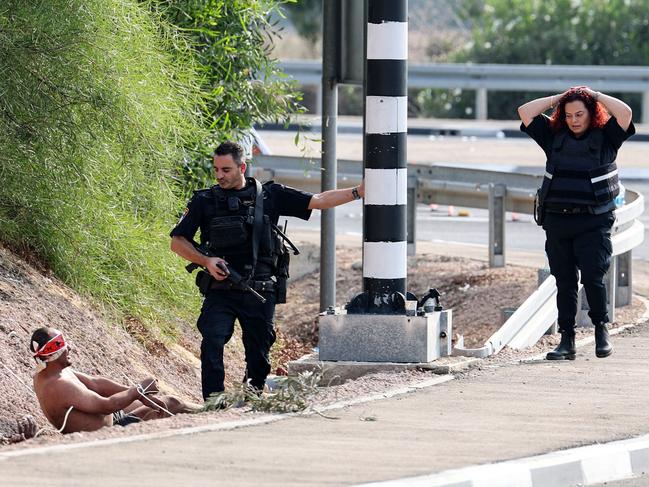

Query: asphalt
2,292,649,486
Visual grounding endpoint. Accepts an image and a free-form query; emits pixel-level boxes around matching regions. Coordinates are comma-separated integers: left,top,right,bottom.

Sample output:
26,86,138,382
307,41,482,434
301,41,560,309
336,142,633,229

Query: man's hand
138,377,159,396
205,257,230,281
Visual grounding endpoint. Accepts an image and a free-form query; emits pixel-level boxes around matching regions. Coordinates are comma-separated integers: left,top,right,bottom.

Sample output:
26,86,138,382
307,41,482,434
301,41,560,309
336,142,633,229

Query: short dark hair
214,141,245,167
30,327,57,353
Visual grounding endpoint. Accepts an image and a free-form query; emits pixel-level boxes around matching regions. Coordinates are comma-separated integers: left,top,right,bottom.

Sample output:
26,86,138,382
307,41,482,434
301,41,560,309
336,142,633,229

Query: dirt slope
0,244,205,435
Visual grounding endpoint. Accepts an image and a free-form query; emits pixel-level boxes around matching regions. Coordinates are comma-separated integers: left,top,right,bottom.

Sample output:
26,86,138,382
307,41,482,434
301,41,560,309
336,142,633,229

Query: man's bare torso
33,368,111,433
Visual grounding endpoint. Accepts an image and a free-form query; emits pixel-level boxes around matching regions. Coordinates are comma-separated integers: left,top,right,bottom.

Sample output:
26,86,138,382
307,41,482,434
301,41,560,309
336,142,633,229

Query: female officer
518,87,634,360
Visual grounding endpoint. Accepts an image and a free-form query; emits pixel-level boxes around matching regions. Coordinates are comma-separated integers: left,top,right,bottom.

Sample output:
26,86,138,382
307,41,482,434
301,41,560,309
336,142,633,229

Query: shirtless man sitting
30,326,201,434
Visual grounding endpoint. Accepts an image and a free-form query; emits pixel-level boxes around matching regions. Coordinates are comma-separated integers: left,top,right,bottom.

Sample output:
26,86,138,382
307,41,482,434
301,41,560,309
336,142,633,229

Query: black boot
546,332,576,360
595,322,613,358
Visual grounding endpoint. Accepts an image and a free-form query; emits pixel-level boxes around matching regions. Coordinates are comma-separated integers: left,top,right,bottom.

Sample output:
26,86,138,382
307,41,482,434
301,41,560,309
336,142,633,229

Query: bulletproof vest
540,129,619,207
207,178,285,279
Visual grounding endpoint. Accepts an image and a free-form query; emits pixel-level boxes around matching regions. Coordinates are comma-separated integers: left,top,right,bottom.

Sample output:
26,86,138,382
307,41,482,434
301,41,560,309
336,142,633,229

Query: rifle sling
251,178,264,278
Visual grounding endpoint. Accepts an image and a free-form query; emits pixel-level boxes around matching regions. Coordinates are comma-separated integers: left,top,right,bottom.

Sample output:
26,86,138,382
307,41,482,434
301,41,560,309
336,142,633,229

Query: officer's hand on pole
358,179,365,198
206,257,230,281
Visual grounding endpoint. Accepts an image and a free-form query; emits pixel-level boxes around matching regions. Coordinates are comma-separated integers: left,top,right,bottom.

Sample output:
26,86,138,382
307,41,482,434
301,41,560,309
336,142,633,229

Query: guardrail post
616,250,632,307
476,88,488,120
407,175,417,255
576,288,589,327
488,183,506,267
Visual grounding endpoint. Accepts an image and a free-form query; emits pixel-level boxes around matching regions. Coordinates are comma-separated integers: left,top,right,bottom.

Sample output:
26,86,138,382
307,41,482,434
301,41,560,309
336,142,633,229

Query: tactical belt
544,205,591,214
209,279,276,293
544,200,615,215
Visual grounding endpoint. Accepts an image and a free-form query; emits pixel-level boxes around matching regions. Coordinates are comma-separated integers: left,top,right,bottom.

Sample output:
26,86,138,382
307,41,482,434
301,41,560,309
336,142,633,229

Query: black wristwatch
351,187,361,200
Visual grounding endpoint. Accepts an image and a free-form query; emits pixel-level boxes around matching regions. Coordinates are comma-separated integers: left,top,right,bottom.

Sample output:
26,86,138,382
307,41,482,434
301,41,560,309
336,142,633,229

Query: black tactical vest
207,178,284,279
540,129,619,209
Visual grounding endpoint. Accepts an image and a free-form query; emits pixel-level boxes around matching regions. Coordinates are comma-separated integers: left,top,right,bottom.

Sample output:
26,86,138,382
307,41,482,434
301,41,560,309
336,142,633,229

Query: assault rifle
185,244,266,303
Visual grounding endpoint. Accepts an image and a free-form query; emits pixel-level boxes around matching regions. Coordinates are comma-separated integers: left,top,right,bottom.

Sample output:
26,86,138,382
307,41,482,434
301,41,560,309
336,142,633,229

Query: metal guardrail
253,154,537,266
253,154,540,209
251,155,642,263
279,60,649,123
281,60,649,91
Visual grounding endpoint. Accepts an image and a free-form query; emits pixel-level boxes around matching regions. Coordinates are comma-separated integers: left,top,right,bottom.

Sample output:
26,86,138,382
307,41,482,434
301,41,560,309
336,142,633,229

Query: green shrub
0,0,207,335
151,0,305,187
449,0,648,119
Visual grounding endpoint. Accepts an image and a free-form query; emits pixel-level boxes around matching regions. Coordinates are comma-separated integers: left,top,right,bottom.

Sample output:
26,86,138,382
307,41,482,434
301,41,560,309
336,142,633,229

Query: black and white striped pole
318,0,452,364
348,0,408,314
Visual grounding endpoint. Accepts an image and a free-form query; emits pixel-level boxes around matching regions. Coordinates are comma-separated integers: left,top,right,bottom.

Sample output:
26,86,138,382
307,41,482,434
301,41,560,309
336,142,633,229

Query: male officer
170,141,364,400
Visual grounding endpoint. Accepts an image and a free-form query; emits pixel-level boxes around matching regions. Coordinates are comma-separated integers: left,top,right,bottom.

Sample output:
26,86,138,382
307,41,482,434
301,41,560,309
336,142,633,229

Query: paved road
3,317,649,486
257,122,649,170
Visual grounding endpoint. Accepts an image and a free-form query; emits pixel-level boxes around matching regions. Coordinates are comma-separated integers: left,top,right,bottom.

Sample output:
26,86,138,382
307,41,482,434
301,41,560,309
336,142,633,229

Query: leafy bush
203,370,322,413
151,0,305,186
445,0,649,119
0,0,206,334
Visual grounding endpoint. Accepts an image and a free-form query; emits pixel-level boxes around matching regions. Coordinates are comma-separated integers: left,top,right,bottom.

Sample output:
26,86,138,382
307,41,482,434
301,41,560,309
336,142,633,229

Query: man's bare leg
124,395,202,422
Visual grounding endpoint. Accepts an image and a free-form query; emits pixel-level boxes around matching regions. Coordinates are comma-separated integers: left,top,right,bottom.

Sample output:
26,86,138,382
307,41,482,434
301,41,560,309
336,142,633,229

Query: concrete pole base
317,309,452,363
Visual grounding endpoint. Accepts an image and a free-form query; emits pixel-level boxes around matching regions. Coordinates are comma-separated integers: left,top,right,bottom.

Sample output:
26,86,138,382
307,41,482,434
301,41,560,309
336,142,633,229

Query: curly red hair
549,86,609,133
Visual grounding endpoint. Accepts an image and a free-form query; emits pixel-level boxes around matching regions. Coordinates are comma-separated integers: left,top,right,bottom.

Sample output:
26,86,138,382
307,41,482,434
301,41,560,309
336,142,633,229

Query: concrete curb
288,353,479,384
357,433,649,487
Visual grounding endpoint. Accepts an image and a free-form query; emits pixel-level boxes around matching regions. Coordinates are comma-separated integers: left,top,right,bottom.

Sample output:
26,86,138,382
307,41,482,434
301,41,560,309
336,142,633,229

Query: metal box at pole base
318,309,452,363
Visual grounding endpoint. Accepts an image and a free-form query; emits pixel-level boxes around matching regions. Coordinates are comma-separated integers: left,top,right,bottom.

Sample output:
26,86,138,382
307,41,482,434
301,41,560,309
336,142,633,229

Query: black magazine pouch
209,216,249,250
275,249,290,304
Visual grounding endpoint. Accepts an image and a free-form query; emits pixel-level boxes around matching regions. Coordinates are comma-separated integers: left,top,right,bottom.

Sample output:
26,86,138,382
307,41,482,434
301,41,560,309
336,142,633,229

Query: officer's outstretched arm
170,236,228,281
308,180,364,210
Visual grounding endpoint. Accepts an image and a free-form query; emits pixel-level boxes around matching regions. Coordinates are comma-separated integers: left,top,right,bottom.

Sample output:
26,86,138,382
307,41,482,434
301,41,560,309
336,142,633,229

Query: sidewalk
2,301,649,486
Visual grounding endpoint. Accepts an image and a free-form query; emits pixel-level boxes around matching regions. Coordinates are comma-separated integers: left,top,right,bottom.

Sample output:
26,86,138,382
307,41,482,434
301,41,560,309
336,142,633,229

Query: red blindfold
33,333,67,358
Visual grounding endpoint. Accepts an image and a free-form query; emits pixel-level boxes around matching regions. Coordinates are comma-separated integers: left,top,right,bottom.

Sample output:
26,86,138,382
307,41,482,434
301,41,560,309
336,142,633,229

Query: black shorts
112,410,141,427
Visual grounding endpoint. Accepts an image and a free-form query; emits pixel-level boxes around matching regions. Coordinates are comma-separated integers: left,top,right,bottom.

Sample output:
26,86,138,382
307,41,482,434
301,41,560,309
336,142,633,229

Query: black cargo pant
543,211,615,334
197,289,276,400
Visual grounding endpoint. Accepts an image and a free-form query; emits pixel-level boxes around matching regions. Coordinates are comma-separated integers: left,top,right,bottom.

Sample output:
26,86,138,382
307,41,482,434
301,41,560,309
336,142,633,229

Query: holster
195,270,213,296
